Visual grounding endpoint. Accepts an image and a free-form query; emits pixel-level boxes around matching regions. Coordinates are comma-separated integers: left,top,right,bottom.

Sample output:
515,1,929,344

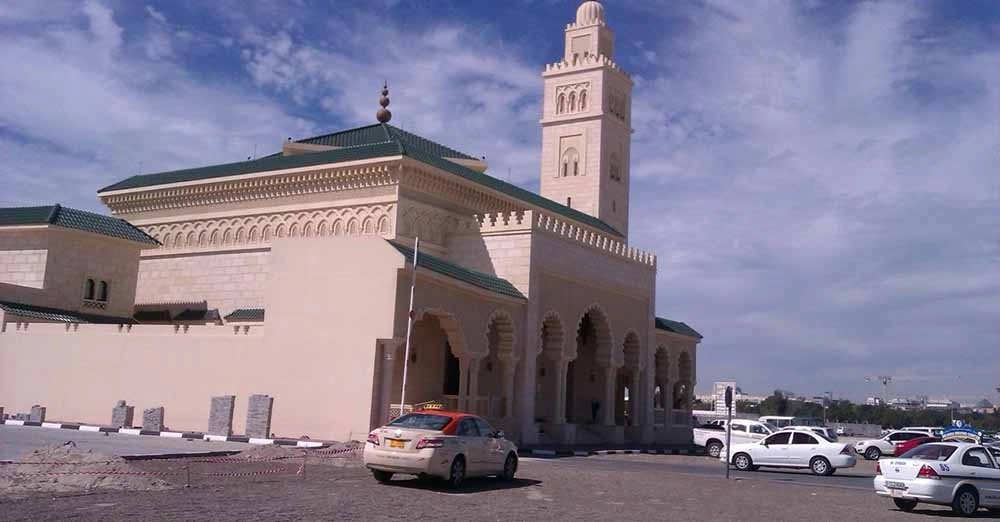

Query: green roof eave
655,316,703,339
389,240,525,300
0,204,158,245
98,141,405,193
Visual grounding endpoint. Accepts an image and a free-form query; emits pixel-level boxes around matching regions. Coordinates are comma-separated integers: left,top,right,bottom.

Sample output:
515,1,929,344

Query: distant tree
735,400,760,414
691,398,712,411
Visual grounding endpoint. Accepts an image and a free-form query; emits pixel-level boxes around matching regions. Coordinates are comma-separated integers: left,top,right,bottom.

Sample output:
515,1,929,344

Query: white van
759,416,795,428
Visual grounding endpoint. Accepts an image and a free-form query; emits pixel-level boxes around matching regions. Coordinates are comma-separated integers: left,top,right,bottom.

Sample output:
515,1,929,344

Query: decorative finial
376,81,392,123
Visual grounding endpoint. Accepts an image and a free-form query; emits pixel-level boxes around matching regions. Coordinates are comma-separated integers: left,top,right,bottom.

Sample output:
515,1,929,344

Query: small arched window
556,94,565,114
97,280,109,302
579,91,587,110
573,159,579,176
83,278,95,300
561,160,568,177
568,92,576,112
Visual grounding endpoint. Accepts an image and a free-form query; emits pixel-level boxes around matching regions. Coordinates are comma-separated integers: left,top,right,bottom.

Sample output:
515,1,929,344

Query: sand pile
0,443,173,497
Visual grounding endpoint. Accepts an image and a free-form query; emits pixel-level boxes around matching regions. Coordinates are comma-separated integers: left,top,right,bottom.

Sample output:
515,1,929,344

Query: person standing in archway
591,397,600,424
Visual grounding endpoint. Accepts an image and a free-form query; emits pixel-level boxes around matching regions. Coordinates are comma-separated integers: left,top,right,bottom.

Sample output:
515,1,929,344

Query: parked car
873,442,1000,516
363,411,518,488
893,436,940,457
694,419,775,458
724,429,858,476
902,426,945,437
779,425,838,442
855,430,930,460
836,426,846,436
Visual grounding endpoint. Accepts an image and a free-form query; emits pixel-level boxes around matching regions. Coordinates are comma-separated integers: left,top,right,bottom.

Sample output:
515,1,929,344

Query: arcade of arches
377,305,699,446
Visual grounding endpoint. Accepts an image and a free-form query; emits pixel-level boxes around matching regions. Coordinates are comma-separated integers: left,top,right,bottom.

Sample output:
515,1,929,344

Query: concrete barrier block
143,407,165,431
111,400,134,428
29,405,46,423
246,394,273,439
208,395,236,436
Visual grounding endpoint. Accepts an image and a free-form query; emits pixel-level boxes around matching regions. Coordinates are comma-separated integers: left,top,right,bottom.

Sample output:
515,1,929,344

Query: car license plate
388,439,405,449
886,481,906,490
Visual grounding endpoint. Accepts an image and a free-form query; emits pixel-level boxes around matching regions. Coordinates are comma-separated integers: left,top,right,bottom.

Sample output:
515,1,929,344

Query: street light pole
398,237,420,419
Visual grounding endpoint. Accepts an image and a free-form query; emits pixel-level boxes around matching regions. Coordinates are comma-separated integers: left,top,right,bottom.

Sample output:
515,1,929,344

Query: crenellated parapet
468,209,655,269
544,54,630,79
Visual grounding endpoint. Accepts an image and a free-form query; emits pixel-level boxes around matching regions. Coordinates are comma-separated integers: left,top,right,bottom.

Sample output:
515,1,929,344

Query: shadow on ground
376,476,542,494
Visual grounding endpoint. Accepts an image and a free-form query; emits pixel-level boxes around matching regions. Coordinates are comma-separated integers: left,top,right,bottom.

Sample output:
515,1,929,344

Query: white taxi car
724,429,857,476
874,442,1000,516
364,410,518,489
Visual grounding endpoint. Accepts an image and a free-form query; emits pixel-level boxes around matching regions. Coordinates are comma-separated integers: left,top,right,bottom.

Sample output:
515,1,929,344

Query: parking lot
0,426,980,521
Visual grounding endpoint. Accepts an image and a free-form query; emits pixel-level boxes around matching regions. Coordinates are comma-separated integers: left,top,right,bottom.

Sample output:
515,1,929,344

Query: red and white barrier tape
200,467,285,478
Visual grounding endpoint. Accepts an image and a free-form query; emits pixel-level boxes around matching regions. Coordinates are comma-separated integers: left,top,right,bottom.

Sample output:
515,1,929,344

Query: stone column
629,368,642,426
380,341,398,424
208,395,236,436
457,357,470,411
143,407,165,432
467,357,481,414
110,400,134,428
246,395,273,439
602,366,616,426
499,357,518,419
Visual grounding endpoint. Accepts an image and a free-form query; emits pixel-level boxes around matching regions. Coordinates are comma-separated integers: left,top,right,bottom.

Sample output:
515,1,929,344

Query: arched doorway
476,312,516,421
567,307,613,425
673,351,693,416
617,332,641,426
391,313,462,410
653,346,669,425
535,313,564,423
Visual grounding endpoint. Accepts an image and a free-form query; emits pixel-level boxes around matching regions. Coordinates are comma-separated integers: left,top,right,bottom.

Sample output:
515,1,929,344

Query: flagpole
398,236,420,420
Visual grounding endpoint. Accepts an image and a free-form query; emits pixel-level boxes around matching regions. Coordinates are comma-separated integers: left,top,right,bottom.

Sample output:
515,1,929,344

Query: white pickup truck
693,420,775,458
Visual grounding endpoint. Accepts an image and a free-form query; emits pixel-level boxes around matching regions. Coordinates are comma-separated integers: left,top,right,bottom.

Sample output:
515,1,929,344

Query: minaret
539,1,633,237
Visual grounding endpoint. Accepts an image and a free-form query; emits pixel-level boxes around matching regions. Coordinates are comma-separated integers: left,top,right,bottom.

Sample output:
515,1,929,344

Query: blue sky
1,1,998,403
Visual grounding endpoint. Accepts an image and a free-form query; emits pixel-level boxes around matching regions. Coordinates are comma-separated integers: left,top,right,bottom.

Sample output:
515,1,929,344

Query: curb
525,446,702,458
1,419,326,448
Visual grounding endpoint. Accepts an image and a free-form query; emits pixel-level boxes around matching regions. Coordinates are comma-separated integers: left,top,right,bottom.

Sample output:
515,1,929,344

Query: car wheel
732,453,753,471
810,457,833,476
707,441,723,459
371,469,393,483
501,453,518,481
864,447,881,461
447,456,466,490
951,486,978,516
892,499,917,512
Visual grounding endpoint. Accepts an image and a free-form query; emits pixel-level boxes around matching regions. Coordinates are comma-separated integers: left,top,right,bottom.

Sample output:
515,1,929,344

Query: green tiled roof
99,141,405,192
224,308,265,322
389,240,525,300
0,204,158,245
98,123,622,237
0,300,136,324
297,123,478,161
655,317,703,339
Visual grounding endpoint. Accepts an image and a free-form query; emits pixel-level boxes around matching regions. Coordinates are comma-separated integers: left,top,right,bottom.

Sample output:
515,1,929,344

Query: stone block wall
0,249,47,289
208,395,236,436
111,400,134,428
135,251,270,316
143,407,165,431
245,394,273,438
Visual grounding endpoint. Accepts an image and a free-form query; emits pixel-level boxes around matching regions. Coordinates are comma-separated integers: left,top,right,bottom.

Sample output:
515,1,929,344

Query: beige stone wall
447,213,533,296
0,227,142,318
135,250,270,315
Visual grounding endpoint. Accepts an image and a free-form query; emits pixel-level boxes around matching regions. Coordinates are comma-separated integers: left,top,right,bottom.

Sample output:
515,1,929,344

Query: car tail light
415,438,444,449
917,465,940,480
367,431,379,446
841,445,853,455
875,461,881,475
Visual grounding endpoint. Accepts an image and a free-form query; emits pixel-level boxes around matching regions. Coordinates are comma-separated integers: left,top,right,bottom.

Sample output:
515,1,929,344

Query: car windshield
900,444,957,461
763,423,779,432
812,431,833,442
387,413,452,431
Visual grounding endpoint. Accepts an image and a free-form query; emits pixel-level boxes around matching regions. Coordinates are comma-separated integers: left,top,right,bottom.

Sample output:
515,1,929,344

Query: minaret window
568,92,576,112
610,152,621,181
83,278,95,300
580,91,587,111
557,94,565,115
561,147,580,178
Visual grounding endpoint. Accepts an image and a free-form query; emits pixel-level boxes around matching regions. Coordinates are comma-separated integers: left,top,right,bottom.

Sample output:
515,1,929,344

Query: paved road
2,450,966,521
0,424,249,461
524,453,877,490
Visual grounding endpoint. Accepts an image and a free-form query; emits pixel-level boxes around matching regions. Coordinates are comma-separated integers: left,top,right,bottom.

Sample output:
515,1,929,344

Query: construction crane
865,375,893,403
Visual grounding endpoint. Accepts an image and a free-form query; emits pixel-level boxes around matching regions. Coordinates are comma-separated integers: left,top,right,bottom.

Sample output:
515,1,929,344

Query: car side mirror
494,430,505,439
762,442,769,448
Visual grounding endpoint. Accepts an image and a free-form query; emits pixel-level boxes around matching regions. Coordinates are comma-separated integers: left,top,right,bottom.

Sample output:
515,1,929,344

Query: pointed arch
236,227,246,244
262,226,272,241
362,217,374,235
209,229,220,245
276,224,287,238
303,221,315,237
568,91,576,112
332,220,344,236
377,216,390,235
347,218,359,236
197,230,207,246
579,90,587,110
289,223,300,238
318,221,329,237
556,93,566,114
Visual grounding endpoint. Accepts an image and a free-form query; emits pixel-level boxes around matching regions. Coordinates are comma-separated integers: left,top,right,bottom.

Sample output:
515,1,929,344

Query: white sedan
724,429,857,476
855,430,929,460
874,442,1000,516
364,411,519,489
